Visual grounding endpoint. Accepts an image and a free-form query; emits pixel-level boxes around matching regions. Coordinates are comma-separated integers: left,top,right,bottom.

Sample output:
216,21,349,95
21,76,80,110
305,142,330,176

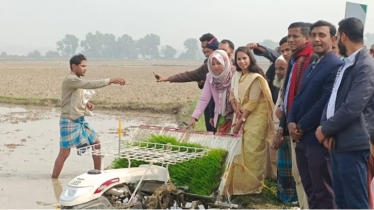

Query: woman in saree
227,46,274,195
188,49,236,133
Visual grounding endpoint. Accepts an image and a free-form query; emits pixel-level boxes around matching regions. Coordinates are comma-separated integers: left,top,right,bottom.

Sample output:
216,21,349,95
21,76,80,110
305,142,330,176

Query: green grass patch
90,100,182,114
176,98,206,130
0,95,61,106
112,134,227,195
230,178,294,209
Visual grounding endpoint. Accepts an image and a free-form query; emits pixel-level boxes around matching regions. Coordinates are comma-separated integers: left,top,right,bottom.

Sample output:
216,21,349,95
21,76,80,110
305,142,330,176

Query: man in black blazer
287,20,343,209
316,17,374,209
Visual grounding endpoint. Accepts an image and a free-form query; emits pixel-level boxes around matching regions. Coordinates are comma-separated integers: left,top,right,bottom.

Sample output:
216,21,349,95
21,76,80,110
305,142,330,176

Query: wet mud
0,104,176,208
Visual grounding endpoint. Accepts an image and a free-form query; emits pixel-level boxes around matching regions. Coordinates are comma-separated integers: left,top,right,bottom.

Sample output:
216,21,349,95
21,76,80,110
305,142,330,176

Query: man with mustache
278,22,318,209
316,17,374,209
273,37,292,87
287,20,343,209
273,56,287,96
273,55,299,204
273,37,305,206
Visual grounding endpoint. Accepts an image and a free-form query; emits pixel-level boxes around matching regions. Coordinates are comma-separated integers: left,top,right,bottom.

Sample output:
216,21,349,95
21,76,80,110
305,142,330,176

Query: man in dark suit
370,43,374,209
316,17,374,209
287,20,343,209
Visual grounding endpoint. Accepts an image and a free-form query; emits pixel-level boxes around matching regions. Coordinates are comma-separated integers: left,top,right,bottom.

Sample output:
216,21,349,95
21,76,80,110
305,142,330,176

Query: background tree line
1,32,374,60
0,32,204,60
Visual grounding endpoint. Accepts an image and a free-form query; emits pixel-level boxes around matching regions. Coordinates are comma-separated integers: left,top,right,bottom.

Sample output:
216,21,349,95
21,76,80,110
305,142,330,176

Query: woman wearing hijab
227,46,274,195
188,49,235,133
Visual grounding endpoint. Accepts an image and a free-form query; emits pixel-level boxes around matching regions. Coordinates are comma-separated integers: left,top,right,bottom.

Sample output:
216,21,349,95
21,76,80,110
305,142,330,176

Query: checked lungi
60,116,97,149
277,140,298,203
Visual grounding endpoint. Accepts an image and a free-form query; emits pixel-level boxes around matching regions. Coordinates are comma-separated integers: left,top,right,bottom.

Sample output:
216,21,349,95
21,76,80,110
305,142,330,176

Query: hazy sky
0,0,373,54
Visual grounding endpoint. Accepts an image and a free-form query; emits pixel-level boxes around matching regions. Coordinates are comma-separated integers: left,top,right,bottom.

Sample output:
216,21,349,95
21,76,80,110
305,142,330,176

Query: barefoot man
51,54,125,178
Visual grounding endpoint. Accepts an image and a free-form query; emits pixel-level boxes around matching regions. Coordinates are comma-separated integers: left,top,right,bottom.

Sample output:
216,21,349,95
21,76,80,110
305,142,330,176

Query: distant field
0,60,270,113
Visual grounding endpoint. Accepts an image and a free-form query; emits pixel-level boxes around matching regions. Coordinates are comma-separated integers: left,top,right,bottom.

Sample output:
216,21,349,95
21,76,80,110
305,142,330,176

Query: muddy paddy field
0,104,176,209
0,60,279,209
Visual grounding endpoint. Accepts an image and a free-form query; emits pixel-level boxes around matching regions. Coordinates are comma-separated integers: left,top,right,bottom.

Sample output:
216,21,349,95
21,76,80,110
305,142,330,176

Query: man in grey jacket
316,17,374,209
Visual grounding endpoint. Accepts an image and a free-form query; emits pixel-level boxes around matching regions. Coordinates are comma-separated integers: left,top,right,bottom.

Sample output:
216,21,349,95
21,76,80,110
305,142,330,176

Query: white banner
345,1,368,26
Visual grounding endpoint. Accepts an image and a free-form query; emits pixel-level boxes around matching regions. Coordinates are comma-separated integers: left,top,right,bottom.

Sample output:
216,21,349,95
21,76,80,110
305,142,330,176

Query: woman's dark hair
234,46,266,79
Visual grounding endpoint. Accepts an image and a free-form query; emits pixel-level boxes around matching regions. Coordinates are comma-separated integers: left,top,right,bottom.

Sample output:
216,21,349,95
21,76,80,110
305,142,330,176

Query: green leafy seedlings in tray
112,134,227,195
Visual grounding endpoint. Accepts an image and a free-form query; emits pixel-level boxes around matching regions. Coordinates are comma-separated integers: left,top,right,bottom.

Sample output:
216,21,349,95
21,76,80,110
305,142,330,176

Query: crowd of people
156,17,374,209
51,15,374,209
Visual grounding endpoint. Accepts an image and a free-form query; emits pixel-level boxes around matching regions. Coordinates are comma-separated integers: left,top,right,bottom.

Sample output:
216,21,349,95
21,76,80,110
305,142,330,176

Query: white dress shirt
326,48,362,119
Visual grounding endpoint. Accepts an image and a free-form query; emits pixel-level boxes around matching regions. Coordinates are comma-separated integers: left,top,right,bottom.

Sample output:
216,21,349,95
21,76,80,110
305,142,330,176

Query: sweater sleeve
191,77,213,120
64,76,110,90
169,63,208,83
253,45,280,63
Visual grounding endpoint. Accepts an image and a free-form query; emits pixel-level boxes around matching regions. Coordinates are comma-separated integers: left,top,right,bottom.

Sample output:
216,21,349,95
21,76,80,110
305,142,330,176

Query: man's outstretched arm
156,63,209,83
248,43,280,63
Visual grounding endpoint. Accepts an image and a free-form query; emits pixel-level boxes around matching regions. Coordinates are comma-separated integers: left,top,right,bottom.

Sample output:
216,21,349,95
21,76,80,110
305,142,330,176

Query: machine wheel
62,196,114,209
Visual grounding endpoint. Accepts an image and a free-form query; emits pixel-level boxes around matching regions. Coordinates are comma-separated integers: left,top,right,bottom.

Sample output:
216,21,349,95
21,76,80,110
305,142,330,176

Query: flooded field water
0,104,176,209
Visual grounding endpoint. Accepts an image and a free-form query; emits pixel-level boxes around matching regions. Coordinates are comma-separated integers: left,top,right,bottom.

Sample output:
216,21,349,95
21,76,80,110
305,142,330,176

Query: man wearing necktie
287,20,343,209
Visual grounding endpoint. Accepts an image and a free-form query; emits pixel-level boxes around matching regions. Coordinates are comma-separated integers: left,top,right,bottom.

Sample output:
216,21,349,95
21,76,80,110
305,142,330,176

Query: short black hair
220,39,235,50
288,22,311,36
310,20,337,37
279,36,288,46
70,54,86,70
338,17,364,43
199,33,215,42
304,22,313,28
